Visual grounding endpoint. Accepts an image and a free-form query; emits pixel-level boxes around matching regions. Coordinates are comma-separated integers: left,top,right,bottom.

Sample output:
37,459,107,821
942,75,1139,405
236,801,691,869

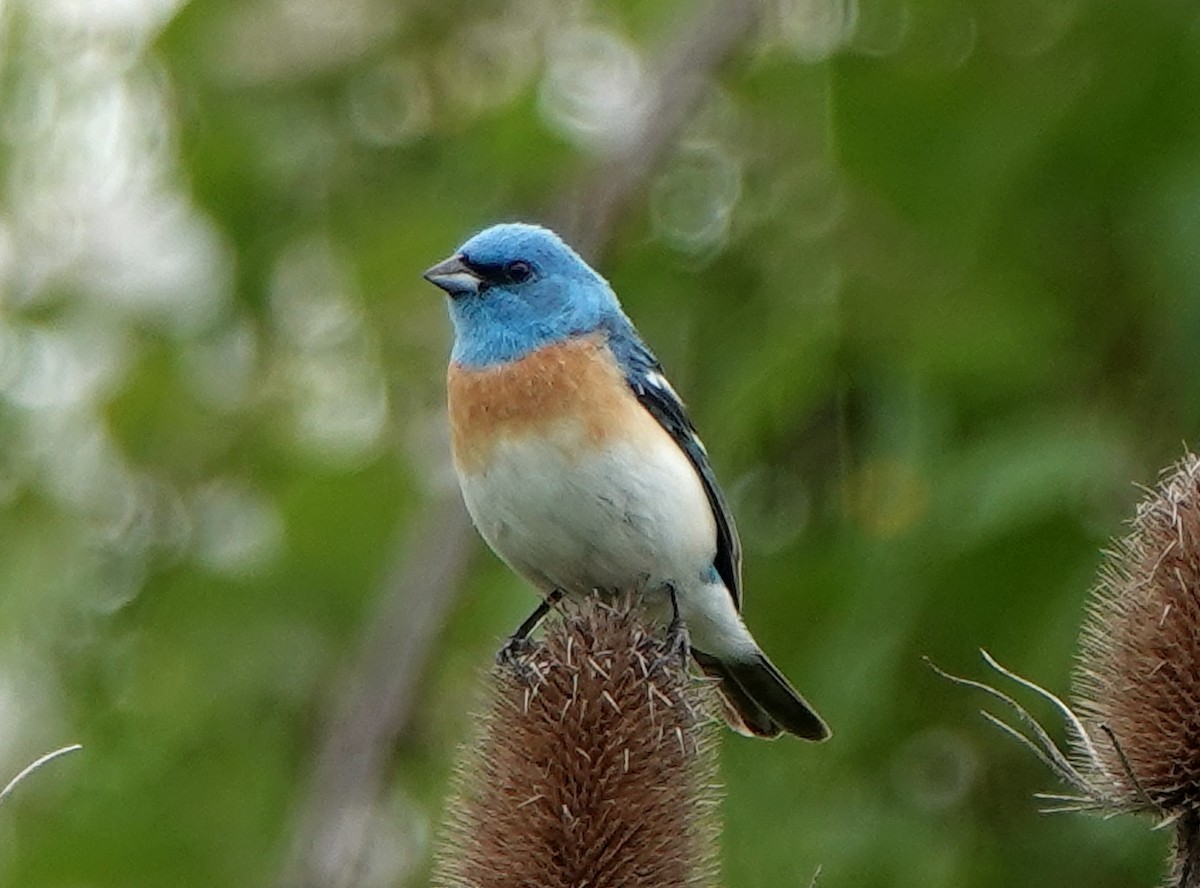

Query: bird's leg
496,589,564,666
663,583,690,666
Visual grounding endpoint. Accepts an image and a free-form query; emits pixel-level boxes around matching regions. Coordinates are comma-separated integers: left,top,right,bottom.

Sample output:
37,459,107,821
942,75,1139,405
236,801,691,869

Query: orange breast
447,335,643,474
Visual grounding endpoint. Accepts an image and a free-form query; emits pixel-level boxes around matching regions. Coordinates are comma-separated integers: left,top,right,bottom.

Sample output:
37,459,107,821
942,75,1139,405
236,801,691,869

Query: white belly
457,418,717,596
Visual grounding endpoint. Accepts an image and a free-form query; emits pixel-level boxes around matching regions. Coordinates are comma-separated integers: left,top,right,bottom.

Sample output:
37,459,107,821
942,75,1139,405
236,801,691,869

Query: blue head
424,223,629,367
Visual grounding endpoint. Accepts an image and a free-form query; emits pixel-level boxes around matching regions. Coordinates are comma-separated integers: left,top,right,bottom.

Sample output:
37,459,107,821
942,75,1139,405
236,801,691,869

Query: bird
424,222,829,741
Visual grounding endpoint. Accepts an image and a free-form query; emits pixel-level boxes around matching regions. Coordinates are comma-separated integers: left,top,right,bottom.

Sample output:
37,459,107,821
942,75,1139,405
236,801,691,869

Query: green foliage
0,0,1196,885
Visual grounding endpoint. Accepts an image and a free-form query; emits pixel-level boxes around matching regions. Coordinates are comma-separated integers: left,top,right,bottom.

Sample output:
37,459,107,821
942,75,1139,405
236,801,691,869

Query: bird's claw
664,615,690,666
662,583,690,666
496,633,535,668
496,634,546,687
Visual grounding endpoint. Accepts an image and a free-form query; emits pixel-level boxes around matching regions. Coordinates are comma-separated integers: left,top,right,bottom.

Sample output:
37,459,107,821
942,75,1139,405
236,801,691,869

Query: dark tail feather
692,650,782,738
693,649,830,742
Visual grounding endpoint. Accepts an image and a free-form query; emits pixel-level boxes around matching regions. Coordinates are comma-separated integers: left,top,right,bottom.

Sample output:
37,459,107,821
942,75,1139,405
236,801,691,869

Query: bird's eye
505,260,532,283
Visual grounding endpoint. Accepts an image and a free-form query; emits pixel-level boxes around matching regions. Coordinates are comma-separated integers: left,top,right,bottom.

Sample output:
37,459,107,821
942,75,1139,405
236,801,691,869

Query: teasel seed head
1074,452,1200,813
1074,452,1200,885
434,595,721,888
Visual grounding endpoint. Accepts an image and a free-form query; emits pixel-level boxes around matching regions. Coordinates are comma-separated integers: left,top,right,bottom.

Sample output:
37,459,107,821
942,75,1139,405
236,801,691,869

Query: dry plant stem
925,653,1104,808
436,596,720,888
0,744,82,806
1177,810,1200,888
276,2,764,886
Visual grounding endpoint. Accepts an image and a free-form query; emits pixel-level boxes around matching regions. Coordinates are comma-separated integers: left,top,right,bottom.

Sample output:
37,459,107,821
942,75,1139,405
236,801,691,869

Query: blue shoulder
600,317,744,608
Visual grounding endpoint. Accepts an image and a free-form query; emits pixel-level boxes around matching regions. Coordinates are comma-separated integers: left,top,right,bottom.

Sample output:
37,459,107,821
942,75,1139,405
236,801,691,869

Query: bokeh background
1,0,1198,885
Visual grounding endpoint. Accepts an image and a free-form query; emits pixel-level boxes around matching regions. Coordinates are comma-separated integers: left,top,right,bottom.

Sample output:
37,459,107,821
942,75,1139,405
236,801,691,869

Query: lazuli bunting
424,223,829,740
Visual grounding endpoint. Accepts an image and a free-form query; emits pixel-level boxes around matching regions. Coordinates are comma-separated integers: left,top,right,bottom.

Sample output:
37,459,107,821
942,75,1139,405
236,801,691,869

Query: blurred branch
278,496,474,888
276,2,763,886
552,0,764,257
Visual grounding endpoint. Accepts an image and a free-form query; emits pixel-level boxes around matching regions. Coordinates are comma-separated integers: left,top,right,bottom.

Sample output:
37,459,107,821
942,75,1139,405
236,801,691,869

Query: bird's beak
422,253,482,296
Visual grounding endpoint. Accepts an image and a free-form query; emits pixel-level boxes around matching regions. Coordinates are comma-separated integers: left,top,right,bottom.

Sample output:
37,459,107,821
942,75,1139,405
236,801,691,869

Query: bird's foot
495,633,532,667
495,632,536,668
664,617,690,666
496,633,546,687
494,591,563,671
662,584,690,667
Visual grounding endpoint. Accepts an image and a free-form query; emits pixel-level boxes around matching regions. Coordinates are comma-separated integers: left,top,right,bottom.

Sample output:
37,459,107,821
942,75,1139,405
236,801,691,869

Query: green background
0,0,1195,885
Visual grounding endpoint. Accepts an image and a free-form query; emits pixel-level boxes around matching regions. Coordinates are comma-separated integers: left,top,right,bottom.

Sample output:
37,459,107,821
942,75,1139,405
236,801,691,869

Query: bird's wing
607,324,744,609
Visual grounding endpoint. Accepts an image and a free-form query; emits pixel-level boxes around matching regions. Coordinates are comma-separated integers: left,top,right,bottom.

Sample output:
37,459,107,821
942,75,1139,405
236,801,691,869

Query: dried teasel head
1073,451,1200,818
931,453,1200,886
434,595,721,888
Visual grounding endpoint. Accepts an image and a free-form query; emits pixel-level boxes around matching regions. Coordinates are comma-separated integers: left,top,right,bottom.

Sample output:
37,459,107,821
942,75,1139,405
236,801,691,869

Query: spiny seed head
1074,452,1200,814
435,596,721,888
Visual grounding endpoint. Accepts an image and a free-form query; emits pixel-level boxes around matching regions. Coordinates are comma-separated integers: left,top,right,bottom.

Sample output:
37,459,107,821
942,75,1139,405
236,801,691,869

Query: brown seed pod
1074,452,1200,816
435,595,721,888
1072,452,1200,887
